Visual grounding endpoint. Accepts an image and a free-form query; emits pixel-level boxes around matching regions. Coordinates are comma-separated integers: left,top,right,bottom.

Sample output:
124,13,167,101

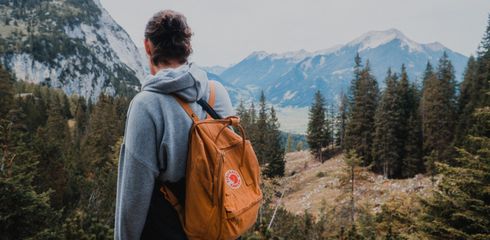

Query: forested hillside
0,69,128,238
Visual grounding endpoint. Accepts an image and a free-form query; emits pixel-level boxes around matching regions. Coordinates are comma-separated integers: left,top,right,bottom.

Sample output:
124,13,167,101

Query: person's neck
150,61,185,75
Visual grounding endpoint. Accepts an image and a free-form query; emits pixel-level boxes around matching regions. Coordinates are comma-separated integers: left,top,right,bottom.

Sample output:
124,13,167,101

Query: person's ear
144,39,152,57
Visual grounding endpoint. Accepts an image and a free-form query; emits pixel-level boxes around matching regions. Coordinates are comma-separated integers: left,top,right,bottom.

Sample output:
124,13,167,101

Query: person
114,9,234,240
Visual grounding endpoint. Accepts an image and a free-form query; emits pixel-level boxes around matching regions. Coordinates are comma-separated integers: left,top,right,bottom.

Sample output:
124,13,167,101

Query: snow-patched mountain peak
273,49,311,61
314,44,343,55
348,28,423,52
246,49,313,62
246,51,269,60
219,28,468,108
424,42,446,51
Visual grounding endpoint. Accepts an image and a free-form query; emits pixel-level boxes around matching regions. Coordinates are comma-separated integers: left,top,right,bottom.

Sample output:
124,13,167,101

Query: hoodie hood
141,62,209,102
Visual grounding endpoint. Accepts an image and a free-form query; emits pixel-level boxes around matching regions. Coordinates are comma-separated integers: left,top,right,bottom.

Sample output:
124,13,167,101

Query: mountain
202,65,228,75
220,49,313,92
219,29,468,107
0,0,145,100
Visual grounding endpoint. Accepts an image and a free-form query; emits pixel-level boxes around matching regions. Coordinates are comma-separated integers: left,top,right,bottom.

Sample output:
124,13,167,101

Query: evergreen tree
345,59,379,166
34,98,70,208
420,54,457,162
235,99,250,131
455,56,479,145
264,107,285,178
248,101,258,143
340,150,363,226
478,13,490,58
307,90,327,161
337,92,349,148
397,65,411,148
255,91,269,165
79,94,120,221
0,64,14,118
349,53,363,107
0,98,59,239
401,109,424,178
61,93,72,119
373,69,402,178
323,104,334,150
399,66,423,178
74,96,88,139
401,84,425,178
420,106,490,239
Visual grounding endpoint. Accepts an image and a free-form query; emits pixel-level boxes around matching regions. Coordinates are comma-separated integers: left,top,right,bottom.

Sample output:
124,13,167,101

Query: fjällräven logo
225,170,241,189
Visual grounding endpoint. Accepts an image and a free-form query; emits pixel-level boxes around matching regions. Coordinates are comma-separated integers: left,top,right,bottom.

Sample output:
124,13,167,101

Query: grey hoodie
114,63,234,239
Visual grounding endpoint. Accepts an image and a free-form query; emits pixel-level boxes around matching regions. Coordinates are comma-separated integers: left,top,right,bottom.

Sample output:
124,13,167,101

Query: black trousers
141,183,187,240
140,181,242,240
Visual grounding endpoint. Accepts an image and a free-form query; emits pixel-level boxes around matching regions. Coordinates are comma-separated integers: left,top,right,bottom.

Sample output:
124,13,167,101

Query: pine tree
255,91,269,165
399,66,423,178
456,40,490,146
264,106,285,178
349,53,363,107
337,92,349,148
397,64,411,144
323,104,333,150
0,98,59,239
307,90,327,161
33,97,70,209
478,13,490,58
79,94,120,221
248,101,258,144
420,54,457,162
401,109,423,178
340,150,363,226
455,56,479,145
420,106,490,239
345,59,379,166
373,69,402,178
0,64,14,118
61,93,72,119
74,96,88,139
235,99,251,131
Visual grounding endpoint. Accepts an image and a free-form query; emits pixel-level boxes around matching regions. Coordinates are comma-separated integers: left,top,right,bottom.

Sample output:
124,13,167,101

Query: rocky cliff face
0,0,145,100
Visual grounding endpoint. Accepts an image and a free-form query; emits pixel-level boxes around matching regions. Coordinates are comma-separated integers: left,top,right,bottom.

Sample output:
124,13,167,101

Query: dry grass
278,151,434,217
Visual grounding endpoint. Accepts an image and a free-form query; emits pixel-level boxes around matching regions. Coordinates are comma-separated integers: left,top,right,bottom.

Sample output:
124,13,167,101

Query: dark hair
144,10,193,65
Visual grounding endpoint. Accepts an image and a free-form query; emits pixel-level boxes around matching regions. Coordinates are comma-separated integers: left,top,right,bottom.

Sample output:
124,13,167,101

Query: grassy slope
279,151,434,217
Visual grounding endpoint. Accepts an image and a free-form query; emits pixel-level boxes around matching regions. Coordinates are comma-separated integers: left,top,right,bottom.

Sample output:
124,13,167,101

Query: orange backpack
160,82,263,240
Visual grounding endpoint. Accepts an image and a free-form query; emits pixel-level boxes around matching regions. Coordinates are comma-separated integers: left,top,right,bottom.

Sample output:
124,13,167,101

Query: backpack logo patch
225,170,241,189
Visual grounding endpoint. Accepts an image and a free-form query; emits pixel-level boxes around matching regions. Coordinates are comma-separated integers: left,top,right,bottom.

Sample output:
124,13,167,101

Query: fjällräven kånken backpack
160,82,263,240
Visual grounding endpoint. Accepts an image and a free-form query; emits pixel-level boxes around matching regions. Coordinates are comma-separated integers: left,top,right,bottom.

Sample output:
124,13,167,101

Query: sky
100,0,490,67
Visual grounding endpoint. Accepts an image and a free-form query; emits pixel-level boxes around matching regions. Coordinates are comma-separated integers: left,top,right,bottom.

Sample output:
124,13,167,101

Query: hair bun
145,10,193,65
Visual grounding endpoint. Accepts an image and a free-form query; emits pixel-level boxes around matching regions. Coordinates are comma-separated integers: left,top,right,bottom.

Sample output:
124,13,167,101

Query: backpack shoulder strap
208,81,216,108
173,96,199,122
174,81,221,121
